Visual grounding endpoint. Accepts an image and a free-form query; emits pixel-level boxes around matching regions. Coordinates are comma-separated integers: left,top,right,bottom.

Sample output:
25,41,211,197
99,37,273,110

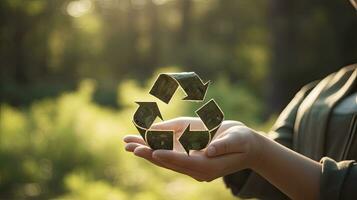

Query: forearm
251,132,321,200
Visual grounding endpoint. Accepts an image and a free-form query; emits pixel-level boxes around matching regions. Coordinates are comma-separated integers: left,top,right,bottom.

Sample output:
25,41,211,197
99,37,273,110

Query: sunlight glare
67,0,92,18
152,0,169,5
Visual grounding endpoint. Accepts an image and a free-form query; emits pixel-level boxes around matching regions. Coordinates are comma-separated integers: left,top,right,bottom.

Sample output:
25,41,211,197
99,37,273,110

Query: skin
124,117,321,200
124,2,356,199
351,0,357,9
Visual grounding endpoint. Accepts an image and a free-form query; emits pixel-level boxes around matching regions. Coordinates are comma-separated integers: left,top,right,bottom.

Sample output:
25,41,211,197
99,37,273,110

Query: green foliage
1,0,356,110
205,77,263,127
0,70,261,199
0,0,272,107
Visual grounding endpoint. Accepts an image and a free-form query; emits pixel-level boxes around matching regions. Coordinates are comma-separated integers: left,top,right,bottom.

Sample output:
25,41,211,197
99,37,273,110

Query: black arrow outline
195,99,224,140
177,99,224,155
132,101,175,150
179,124,210,155
149,72,210,104
133,73,224,154
133,101,163,139
145,130,174,150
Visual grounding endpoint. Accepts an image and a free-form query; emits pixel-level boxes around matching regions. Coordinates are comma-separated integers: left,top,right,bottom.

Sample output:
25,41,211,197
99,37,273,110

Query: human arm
205,126,322,200
207,128,357,200
124,82,318,199
124,117,322,199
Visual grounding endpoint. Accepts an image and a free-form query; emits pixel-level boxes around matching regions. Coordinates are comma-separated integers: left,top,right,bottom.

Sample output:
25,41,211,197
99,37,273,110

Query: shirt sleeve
320,157,357,200
223,81,318,200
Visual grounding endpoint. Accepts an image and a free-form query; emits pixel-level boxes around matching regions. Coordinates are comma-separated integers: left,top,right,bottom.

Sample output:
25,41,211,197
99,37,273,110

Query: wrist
247,130,268,171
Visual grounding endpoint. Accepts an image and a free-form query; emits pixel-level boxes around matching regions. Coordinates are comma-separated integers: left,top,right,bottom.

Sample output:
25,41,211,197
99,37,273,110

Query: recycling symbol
133,72,224,155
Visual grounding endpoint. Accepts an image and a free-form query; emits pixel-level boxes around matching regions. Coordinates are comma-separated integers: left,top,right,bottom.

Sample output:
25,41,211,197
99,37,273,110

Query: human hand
123,117,262,182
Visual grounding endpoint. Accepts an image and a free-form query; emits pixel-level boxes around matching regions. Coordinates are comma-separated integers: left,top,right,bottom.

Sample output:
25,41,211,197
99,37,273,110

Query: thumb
206,130,246,157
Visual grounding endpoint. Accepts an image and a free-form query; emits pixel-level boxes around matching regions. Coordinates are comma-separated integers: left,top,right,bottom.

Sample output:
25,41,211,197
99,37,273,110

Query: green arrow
195,99,224,139
133,102,163,139
171,72,210,101
146,130,174,150
149,74,179,104
133,72,225,153
179,124,210,155
149,72,209,104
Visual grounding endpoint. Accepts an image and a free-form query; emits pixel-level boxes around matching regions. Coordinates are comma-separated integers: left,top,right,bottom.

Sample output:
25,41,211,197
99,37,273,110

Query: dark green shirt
223,65,357,200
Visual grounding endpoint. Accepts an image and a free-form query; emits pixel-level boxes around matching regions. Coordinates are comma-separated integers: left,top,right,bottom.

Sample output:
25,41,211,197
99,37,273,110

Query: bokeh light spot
67,0,92,18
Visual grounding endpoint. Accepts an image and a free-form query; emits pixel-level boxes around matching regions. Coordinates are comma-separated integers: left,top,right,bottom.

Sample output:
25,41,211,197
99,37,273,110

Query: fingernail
152,151,165,161
152,151,161,160
207,146,216,156
133,149,142,157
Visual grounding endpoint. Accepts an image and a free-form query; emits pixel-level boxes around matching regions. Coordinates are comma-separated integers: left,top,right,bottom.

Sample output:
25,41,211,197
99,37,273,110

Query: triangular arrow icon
179,124,210,155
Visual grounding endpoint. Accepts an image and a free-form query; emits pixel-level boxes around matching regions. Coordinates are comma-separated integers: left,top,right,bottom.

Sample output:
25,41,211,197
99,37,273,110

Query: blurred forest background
0,0,356,199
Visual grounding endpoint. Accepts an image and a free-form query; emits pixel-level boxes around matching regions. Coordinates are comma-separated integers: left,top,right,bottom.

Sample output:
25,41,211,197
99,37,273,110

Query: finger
133,146,166,167
210,121,244,141
125,142,142,152
206,137,228,157
225,120,245,126
133,145,153,158
123,135,146,145
151,117,205,132
152,150,204,169
153,149,249,180
206,128,248,157
151,150,206,179
150,118,184,131
157,160,205,180
134,146,204,179
179,117,205,129
220,121,244,133
212,122,244,141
